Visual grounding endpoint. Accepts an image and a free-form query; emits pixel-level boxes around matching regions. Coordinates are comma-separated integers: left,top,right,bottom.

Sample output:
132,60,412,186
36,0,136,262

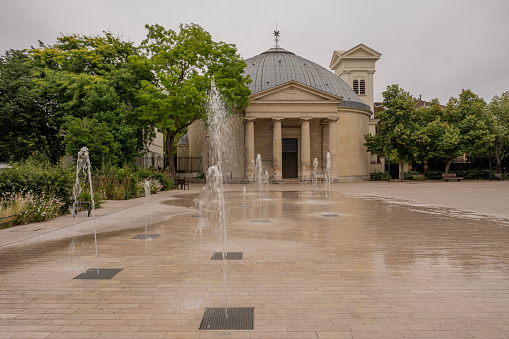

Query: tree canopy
139,23,251,174
0,32,155,167
366,86,499,174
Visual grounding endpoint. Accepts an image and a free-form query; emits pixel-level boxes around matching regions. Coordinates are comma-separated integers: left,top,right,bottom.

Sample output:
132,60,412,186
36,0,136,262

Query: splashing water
254,154,264,219
242,186,247,206
144,180,150,238
195,82,231,318
70,147,98,274
313,158,319,187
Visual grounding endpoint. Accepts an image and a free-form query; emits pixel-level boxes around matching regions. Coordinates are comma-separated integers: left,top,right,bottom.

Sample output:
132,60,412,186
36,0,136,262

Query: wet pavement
0,182,508,338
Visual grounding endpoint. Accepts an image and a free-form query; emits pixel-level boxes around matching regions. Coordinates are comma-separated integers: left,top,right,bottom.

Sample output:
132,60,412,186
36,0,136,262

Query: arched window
359,80,365,95
353,78,366,95
353,80,359,94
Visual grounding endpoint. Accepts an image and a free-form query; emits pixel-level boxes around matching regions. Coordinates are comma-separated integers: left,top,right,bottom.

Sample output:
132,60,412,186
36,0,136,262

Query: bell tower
329,44,381,113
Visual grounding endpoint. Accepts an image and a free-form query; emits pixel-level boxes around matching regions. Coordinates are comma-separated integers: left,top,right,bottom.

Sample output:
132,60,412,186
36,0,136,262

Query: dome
244,47,371,111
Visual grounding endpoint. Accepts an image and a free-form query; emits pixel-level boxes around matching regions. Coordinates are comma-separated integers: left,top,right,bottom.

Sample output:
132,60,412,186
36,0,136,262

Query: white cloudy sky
1,0,508,104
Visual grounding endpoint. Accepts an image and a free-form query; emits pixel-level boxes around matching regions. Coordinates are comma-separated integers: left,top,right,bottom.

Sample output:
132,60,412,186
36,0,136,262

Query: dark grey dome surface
244,48,371,111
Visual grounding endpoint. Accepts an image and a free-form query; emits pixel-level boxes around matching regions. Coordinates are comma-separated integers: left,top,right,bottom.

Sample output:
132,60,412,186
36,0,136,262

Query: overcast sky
1,0,508,104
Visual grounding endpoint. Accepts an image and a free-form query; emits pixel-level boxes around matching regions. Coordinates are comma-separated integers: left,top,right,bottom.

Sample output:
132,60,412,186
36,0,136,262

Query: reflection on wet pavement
0,188,508,338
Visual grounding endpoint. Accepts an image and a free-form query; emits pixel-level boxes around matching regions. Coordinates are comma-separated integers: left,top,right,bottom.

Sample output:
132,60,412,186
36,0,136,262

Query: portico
243,80,345,181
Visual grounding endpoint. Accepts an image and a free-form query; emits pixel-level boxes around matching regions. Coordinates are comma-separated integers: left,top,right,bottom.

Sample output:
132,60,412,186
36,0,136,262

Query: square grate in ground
199,307,254,330
73,268,123,280
251,219,270,223
132,234,160,240
321,212,339,217
211,252,243,260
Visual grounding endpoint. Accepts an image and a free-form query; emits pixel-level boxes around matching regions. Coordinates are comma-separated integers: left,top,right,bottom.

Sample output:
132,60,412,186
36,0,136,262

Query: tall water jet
195,82,231,318
242,186,247,206
71,147,98,274
144,180,150,238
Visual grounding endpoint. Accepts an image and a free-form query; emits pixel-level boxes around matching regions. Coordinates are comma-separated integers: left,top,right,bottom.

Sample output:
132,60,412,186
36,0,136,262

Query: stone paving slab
0,182,508,338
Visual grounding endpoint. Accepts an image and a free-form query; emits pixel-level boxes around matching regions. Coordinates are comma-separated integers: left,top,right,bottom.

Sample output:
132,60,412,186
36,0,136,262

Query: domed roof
244,47,371,111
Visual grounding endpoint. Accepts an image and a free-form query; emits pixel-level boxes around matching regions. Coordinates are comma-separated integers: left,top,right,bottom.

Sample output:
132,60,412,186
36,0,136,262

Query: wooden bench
442,173,463,181
176,178,189,190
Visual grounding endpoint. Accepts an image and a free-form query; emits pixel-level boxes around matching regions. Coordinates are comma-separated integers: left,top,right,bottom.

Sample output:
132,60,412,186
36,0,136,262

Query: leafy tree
0,32,155,166
412,101,461,169
63,117,118,167
488,92,509,174
0,49,70,164
365,85,417,179
139,23,251,174
441,90,495,173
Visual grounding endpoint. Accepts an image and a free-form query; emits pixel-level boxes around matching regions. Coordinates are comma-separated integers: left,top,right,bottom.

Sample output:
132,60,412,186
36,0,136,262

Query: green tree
412,101,461,170
139,23,251,174
442,89,495,173
63,117,118,167
364,85,417,179
488,92,509,174
0,32,155,166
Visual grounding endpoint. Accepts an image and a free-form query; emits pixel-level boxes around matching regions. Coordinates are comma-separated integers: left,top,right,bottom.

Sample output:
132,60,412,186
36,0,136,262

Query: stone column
300,117,311,180
245,118,255,181
328,117,339,180
272,118,283,182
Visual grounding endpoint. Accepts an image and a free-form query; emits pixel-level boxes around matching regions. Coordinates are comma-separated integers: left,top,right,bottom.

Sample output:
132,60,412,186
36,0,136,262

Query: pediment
249,80,342,103
329,43,381,69
342,43,381,59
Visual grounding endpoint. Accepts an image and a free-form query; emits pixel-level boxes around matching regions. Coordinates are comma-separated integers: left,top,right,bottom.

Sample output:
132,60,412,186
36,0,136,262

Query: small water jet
239,186,251,208
322,152,339,217
70,147,99,274
252,154,270,223
71,147,124,279
132,180,160,240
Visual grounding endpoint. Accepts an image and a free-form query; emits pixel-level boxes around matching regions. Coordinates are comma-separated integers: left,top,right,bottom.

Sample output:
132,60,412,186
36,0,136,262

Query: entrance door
282,138,298,178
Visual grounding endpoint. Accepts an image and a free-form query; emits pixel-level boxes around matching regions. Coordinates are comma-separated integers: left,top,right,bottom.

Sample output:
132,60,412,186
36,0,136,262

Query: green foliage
0,159,74,208
63,118,118,168
365,85,417,163
404,171,421,180
425,171,443,180
370,171,389,181
94,165,174,200
488,92,509,173
0,32,155,167
139,23,251,173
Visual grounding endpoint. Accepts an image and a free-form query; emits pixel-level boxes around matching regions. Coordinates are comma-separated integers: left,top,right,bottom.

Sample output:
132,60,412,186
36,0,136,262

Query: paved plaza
1,181,509,338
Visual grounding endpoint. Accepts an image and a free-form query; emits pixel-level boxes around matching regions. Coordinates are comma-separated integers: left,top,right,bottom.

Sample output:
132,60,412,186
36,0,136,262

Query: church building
180,39,381,182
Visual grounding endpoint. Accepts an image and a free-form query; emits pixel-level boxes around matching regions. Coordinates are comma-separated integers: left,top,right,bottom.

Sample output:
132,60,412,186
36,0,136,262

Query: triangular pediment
329,43,381,69
341,43,381,58
249,80,342,103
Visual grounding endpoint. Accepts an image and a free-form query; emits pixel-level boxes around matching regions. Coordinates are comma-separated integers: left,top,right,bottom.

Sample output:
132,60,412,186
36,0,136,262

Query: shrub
0,159,74,210
404,171,421,180
370,171,389,181
18,191,65,224
425,171,443,180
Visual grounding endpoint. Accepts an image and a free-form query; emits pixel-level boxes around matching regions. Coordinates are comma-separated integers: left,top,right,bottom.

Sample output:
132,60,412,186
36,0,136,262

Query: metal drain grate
192,215,208,218
73,268,123,280
211,252,243,260
199,307,254,330
251,219,270,223
321,212,339,217
132,234,160,240
239,205,252,208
